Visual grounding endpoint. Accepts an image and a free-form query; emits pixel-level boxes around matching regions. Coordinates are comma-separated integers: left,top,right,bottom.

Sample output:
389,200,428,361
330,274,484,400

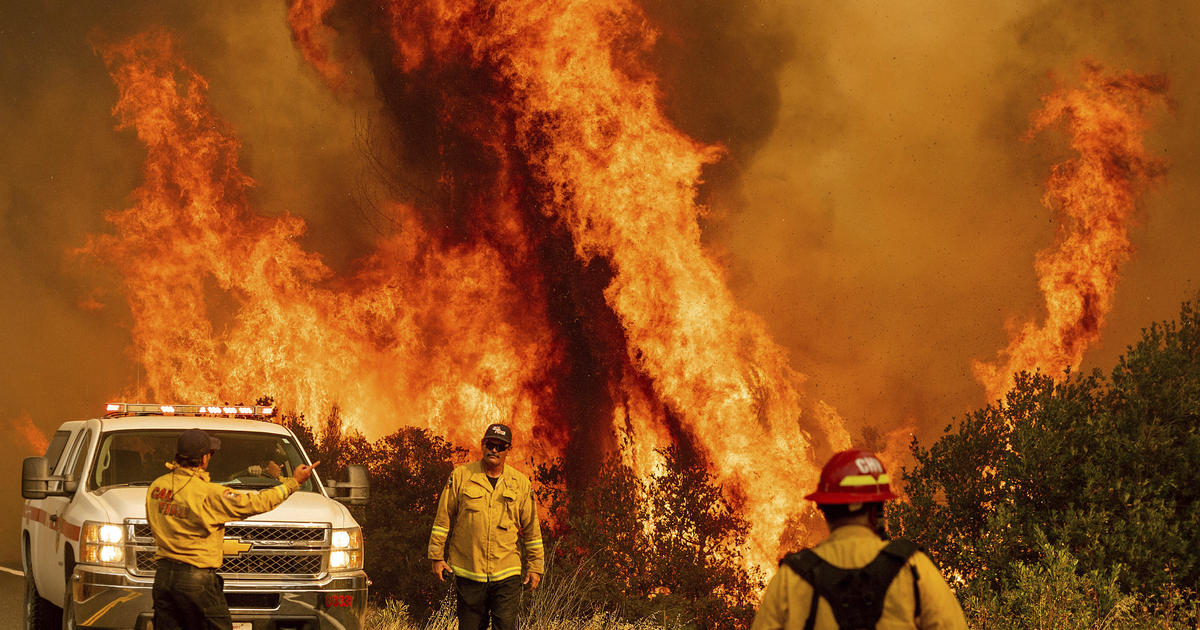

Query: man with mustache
428,423,544,630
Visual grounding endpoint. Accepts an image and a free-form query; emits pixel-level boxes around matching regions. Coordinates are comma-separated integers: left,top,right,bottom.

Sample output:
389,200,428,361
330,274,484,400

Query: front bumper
70,564,367,630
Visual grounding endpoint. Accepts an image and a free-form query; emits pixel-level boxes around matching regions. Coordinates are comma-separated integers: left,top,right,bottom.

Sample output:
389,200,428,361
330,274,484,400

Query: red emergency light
103,403,278,419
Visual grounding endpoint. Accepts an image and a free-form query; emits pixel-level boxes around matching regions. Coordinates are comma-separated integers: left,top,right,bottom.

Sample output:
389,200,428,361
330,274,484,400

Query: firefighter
146,428,318,630
227,442,286,482
428,423,544,630
751,449,968,630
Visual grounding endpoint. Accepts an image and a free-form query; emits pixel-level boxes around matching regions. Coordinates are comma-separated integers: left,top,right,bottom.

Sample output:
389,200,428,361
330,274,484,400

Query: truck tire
61,591,76,630
24,570,62,630
62,557,77,630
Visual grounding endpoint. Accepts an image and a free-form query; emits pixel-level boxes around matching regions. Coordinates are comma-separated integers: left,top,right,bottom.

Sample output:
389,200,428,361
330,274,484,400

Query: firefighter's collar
826,524,881,541
469,462,512,488
165,462,212,482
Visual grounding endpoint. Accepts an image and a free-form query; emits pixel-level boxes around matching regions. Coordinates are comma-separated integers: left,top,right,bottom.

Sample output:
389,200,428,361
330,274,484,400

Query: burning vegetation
65,0,1178,580
30,2,1179,625
973,65,1169,402
82,2,853,574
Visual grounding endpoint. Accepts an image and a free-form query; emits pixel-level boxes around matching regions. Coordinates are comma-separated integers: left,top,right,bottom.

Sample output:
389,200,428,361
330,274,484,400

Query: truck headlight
329,527,362,570
81,521,125,566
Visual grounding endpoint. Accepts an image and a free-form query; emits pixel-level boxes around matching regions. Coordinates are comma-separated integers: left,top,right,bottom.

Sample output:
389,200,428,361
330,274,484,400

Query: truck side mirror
327,465,369,506
22,457,50,500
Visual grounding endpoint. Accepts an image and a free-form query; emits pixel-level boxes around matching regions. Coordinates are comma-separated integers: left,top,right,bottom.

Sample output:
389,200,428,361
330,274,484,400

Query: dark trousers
152,558,233,630
456,575,521,630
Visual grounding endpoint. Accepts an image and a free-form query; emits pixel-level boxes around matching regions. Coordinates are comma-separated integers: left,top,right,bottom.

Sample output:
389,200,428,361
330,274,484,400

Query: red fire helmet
804,449,898,504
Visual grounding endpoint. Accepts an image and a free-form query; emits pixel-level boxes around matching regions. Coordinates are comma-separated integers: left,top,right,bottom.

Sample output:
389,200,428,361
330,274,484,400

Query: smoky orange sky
3,1,1199,563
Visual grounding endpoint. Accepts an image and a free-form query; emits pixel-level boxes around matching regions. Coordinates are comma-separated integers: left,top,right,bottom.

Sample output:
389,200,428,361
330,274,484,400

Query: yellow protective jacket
146,464,300,568
427,461,544,582
751,525,968,630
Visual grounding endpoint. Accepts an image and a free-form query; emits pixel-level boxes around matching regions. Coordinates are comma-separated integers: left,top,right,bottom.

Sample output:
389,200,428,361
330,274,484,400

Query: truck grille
131,522,326,543
127,519,329,579
133,550,324,575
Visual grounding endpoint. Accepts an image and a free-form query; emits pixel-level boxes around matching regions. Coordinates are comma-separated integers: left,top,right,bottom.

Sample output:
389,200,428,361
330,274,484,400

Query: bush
962,538,1135,630
536,446,761,628
891,295,1200,625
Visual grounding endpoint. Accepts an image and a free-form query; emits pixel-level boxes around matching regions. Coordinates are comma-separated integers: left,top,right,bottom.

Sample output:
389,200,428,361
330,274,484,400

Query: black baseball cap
177,428,221,459
483,423,512,444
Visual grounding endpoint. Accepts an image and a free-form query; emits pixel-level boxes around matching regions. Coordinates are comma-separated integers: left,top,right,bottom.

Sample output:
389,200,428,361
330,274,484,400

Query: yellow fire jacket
427,461,544,582
751,525,968,630
146,464,300,568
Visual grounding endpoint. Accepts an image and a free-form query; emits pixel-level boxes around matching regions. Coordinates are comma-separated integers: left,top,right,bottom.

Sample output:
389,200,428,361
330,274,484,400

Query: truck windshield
91,430,318,493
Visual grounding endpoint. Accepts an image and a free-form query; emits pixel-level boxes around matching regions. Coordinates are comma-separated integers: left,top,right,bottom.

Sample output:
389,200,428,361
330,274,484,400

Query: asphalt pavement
0,562,26,625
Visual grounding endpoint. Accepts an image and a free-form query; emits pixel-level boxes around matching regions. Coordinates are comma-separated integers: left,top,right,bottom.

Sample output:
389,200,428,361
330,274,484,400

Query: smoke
706,0,1200,440
3,0,1200,562
0,1,372,562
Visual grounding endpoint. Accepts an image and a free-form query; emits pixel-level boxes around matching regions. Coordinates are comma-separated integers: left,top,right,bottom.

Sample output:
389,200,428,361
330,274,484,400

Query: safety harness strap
778,550,824,630
781,539,921,630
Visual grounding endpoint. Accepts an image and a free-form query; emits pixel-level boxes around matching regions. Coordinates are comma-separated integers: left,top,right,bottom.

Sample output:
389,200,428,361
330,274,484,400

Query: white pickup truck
20,403,369,630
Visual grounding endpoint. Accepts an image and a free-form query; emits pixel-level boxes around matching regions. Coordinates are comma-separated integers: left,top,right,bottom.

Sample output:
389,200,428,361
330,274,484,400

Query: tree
536,446,762,629
354,426,467,617
891,295,1200,618
535,455,655,619
641,446,762,628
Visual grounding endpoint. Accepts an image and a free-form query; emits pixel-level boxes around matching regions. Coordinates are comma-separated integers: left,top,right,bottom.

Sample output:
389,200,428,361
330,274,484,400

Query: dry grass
365,597,676,630
365,561,681,630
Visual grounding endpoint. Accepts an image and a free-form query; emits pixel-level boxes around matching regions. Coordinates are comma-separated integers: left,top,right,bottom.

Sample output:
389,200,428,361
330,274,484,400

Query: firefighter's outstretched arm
203,461,317,521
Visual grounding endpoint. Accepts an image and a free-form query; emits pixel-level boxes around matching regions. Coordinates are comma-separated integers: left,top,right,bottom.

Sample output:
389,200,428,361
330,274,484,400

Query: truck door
34,428,92,606
24,430,70,578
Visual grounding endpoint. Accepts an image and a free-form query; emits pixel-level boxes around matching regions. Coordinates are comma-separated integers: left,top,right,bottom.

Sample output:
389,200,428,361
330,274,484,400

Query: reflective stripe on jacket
146,464,300,568
751,525,968,630
427,461,544,581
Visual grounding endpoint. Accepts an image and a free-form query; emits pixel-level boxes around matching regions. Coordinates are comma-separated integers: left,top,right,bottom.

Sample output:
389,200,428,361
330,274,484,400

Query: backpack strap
879,539,920,561
780,550,823,630
911,564,921,619
780,540,924,630
881,540,922,620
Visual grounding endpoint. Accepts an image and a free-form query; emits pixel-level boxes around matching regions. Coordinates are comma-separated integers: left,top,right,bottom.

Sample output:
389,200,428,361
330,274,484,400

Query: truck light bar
103,403,277,418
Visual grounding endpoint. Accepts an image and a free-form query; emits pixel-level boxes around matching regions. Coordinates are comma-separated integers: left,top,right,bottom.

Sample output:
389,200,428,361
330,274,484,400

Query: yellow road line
83,591,141,626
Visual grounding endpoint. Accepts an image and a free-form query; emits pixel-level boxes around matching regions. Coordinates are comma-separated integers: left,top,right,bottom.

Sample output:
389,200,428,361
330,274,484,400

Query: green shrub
891,295,1200,626
961,539,1135,630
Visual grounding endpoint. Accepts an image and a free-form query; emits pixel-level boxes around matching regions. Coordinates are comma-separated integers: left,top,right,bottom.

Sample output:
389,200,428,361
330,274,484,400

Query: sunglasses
483,440,510,452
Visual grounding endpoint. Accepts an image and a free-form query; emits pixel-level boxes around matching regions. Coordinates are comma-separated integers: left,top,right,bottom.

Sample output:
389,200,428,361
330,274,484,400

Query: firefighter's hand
293,461,320,484
524,572,542,590
432,560,451,582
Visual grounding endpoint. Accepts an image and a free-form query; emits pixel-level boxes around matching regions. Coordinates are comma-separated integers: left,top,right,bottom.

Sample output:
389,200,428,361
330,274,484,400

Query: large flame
974,64,1167,402
84,2,853,572
84,31,564,460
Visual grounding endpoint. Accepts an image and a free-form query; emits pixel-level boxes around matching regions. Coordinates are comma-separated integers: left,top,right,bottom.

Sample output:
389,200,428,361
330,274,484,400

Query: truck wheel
61,591,76,630
24,570,62,630
62,562,77,630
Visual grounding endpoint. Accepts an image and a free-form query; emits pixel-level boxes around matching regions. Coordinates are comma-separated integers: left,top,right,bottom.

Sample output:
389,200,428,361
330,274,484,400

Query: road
0,562,26,624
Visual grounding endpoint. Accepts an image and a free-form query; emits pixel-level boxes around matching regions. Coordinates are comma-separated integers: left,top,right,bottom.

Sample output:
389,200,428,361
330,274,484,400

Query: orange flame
83,31,564,460
286,0,346,91
371,0,851,566
83,2,856,572
974,64,1168,402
